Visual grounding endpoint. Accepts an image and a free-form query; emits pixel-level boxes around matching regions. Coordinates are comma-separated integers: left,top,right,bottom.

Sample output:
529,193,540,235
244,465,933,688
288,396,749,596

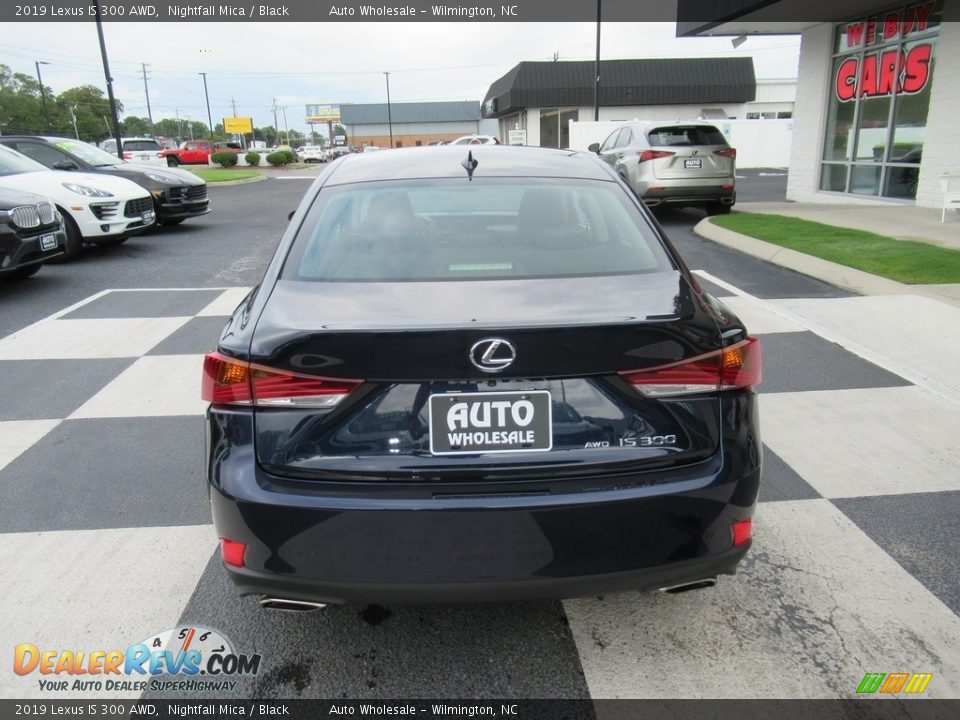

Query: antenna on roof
461,150,478,181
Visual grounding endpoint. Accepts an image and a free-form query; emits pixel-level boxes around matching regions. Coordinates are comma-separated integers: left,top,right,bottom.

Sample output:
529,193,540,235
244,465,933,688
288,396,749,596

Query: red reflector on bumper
732,518,752,547
220,538,246,567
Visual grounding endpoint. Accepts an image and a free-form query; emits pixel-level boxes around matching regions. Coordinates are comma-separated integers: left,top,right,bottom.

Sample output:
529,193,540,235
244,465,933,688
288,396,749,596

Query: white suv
99,137,166,166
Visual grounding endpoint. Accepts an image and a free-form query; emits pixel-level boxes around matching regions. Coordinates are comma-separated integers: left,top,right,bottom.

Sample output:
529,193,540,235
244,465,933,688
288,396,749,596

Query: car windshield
53,139,123,166
0,145,49,176
284,178,672,282
647,125,727,147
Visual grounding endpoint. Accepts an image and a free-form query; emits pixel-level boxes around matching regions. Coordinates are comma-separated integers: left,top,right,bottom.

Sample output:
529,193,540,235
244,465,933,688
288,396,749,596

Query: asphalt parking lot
2,168,959,700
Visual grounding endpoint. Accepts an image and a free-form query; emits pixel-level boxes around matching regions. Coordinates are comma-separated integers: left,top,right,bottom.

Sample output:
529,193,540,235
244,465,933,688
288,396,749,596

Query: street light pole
199,72,214,141
384,71,393,149
35,61,51,131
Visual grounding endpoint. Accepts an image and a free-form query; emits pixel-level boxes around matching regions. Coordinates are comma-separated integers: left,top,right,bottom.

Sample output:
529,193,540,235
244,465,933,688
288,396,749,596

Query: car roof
324,145,612,186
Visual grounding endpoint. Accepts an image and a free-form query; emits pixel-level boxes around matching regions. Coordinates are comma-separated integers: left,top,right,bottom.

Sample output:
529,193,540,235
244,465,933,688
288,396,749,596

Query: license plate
40,233,58,251
684,158,702,169
428,390,552,455
141,210,155,223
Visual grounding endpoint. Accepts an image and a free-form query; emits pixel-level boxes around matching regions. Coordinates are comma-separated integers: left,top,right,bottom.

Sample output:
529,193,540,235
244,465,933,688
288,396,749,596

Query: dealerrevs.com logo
13,626,262,693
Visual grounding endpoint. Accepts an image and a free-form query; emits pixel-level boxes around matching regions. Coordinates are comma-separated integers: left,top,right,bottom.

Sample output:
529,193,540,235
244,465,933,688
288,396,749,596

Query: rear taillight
201,352,362,408
122,152,132,160
714,148,737,159
619,337,761,397
638,150,676,163
220,538,246,568
732,518,752,547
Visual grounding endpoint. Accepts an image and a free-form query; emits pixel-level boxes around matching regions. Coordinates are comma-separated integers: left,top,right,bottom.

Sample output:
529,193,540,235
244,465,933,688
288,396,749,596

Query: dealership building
680,0,959,208
481,57,764,148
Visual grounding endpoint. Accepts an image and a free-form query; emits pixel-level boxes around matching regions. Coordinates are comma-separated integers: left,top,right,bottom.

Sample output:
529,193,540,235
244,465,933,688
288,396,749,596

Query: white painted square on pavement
69,355,207,418
0,318,190,360
196,287,253,317
0,524,217,699
713,295,806,335
761,386,960,498
563,499,960,698
0,420,61,473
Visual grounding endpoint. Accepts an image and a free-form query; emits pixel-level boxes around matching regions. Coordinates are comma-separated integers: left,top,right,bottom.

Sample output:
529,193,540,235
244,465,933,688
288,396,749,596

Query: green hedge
210,151,238,168
266,152,288,166
244,151,261,166
280,150,295,164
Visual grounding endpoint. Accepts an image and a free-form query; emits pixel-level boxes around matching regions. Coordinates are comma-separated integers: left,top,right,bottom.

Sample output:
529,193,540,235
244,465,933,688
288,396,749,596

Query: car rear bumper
206,394,760,604
626,175,736,207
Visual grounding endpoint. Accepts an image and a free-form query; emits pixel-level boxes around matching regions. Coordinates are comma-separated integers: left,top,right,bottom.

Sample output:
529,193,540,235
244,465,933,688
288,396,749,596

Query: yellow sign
223,117,253,134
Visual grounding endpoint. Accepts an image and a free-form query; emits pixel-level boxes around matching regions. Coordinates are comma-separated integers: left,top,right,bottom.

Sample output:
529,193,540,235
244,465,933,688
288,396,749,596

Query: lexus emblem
469,338,516,373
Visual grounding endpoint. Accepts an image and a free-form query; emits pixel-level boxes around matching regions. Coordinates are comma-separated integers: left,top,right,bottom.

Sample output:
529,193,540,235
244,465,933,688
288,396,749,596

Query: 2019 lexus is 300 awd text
202,146,762,609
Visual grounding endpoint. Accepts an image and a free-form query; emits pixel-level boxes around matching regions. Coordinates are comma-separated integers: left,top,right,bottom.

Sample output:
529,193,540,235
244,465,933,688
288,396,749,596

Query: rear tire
707,203,732,216
50,211,83,262
166,156,180,168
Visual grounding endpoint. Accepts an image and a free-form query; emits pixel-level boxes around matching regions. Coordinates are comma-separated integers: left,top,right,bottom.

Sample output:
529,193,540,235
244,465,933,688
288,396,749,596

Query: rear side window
647,125,727,147
284,179,673,282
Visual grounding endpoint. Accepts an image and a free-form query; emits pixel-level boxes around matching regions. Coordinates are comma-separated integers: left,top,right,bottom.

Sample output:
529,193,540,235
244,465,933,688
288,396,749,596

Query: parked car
98,137,166,166
0,187,66,281
0,145,155,259
202,145,761,608
450,135,501,145
590,121,737,214
300,146,325,163
163,141,244,167
0,136,210,227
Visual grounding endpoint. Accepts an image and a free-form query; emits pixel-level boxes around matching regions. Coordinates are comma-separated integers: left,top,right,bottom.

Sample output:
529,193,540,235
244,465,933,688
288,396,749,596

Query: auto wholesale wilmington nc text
330,705,516,716
329,5,518,17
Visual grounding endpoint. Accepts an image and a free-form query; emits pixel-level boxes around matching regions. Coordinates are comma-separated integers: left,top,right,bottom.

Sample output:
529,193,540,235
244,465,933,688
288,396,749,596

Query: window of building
820,1,941,200
539,108,579,149
746,112,760,120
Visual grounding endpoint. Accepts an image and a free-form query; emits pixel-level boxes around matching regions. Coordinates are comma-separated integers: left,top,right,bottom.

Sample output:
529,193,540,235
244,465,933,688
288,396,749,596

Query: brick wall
349,133,468,149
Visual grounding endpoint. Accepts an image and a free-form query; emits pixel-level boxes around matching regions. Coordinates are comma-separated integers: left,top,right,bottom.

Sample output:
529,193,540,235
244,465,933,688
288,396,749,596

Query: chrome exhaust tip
659,577,718,594
258,597,328,612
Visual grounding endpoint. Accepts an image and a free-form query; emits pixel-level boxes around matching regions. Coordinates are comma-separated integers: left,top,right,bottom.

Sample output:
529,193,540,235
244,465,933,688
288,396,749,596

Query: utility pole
231,97,237,117
176,109,182,139
593,0,602,121
92,1,124,157
70,106,79,139
34,61,51,131
272,98,279,146
199,72,213,141
281,106,289,145
384,71,393,149
140,62,154,134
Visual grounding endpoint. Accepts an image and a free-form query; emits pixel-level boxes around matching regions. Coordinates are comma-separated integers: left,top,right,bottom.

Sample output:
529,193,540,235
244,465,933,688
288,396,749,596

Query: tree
0,64,66,135
333,124,347,143
121,115,152,137
56,85,122,143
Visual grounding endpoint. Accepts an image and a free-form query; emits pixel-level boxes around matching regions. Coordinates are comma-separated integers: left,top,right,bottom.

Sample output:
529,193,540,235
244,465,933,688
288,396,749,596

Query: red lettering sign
834,43,933,101
843,1,935,48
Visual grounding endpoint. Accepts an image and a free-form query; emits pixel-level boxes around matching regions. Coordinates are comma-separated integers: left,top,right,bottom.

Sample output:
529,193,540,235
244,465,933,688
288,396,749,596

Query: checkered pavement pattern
1,281,958,700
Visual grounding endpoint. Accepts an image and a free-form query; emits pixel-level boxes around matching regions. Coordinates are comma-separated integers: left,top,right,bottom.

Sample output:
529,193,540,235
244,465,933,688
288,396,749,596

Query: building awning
482,58,756,118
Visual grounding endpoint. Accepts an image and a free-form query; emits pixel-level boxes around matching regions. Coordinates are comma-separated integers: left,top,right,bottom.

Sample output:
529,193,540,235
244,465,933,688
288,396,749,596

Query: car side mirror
53,161,79,170
588,143,600,154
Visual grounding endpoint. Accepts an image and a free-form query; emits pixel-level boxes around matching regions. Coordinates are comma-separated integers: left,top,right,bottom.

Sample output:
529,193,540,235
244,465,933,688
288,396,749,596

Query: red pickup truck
162,141,242,167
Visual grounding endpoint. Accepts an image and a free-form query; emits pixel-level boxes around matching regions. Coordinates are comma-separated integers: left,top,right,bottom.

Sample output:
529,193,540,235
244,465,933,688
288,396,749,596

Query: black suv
0,187,66,281
0,136,210,227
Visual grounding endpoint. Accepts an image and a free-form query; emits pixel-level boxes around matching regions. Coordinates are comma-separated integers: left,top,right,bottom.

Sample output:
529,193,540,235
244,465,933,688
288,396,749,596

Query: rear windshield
282,179,673,282
123,140,162,151
647,125,727,147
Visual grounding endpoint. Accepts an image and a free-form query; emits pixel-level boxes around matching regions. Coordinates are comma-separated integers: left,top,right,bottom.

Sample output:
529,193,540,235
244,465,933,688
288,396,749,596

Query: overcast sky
3,22,800,132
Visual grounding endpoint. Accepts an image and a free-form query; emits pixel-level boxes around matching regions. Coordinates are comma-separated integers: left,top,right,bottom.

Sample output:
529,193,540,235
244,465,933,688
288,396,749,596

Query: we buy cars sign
835,1,936,102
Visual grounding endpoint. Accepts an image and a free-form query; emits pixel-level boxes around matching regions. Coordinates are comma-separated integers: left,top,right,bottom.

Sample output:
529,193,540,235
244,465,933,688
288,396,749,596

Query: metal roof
482,58,756,117
341,101,481,125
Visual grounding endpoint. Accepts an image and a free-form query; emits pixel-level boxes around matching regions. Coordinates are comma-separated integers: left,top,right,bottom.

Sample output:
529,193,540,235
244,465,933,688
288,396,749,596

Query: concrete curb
693,217,960,307
204,174,267,187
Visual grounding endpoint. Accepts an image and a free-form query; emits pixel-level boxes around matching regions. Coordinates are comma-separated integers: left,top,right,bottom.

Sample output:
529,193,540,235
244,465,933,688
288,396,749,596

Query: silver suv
590,121,736,214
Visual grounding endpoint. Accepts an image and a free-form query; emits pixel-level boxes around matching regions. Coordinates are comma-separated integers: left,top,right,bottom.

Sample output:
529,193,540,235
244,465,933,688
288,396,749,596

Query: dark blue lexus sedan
203,145,761,610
